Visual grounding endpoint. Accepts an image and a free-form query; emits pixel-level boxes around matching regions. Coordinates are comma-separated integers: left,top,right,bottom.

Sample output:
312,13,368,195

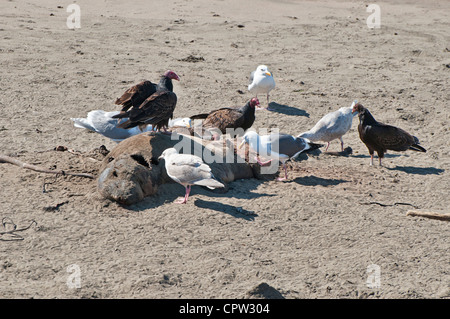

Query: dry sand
0,0,449,299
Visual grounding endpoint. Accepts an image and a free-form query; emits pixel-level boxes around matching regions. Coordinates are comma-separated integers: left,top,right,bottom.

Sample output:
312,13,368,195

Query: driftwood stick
406,210,450,221
0,154,94,179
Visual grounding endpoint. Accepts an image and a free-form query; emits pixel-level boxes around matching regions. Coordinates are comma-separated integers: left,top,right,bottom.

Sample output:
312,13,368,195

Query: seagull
248,65,275,110
299,100,358,152
239,131,323,181
158,148,225,204
71,110,191,143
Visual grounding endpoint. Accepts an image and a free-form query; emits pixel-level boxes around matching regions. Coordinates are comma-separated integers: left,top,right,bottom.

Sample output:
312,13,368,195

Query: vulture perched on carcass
112,70,180,133
352,102,426,166
189,98,260,139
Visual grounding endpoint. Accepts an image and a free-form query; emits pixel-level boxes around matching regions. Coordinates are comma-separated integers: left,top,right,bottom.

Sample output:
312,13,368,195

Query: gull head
158,147,178,160
239,130,259,149
256,65,272,77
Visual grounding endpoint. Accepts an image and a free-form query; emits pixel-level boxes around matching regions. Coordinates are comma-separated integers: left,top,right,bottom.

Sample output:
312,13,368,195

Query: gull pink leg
255,156,273,166
175,185,191,204
276,163,288,181
266,94,274,111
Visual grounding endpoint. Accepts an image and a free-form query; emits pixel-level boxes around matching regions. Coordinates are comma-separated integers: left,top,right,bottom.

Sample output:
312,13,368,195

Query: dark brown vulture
352,103,426,166
189,98,260,139
112,70,180,132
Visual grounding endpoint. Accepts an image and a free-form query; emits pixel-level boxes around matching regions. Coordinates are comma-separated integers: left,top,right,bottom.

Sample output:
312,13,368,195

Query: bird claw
174,197,187,204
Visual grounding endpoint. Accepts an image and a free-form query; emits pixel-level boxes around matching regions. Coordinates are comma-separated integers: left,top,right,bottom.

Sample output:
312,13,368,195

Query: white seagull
158,148,225,204
299,100,358,152
248,65,275,110
71,110,191,143
239,131,323,181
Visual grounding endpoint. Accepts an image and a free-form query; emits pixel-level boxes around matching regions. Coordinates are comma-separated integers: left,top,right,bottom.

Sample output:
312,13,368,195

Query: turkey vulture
112,70,180,132
158,148,224,204
299,100,358,152
189,98,260,139
239,131,323,181
352,103,426,166
248,65,275,109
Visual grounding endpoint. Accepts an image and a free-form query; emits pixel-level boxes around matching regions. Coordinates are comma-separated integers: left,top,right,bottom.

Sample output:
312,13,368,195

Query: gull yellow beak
238,140,245,149
265,72,272,76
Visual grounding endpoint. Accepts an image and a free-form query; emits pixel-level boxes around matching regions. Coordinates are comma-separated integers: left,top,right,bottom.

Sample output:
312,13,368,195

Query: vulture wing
115,80,157,112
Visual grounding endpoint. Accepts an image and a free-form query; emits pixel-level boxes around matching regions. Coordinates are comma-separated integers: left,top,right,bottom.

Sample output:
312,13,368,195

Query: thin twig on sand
0,217,37,241
0,154,94,179
406,210,450,222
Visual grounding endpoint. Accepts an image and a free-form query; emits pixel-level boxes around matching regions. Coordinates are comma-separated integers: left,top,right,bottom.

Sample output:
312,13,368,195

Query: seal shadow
268,102,310,117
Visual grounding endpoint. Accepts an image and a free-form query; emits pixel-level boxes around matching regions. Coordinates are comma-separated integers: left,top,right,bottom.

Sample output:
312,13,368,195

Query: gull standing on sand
299,100,358,152
248,65,275,110
158,148,225,204
239,131,323,181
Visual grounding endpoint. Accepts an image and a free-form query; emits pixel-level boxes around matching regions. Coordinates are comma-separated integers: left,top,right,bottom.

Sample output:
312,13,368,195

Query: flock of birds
71,66,427,203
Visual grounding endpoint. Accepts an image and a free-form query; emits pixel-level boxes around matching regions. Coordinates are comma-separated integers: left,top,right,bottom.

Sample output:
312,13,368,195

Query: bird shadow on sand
351,153,402,160
194,199,258,221
292,175,348,187
267,102,310,117
386,166,445,175
127,178,274,213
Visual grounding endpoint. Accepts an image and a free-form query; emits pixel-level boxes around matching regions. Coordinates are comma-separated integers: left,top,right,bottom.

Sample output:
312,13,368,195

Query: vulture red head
352,102,365,114
164,70,180,81
250,97,260,109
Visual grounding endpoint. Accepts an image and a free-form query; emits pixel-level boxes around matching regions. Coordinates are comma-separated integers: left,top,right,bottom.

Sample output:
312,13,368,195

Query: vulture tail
189,113,210,120
307,142,325,151
116,119,138,129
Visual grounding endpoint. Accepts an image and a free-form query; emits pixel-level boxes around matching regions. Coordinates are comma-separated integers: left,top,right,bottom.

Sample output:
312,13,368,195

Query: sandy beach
0,0,449,299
